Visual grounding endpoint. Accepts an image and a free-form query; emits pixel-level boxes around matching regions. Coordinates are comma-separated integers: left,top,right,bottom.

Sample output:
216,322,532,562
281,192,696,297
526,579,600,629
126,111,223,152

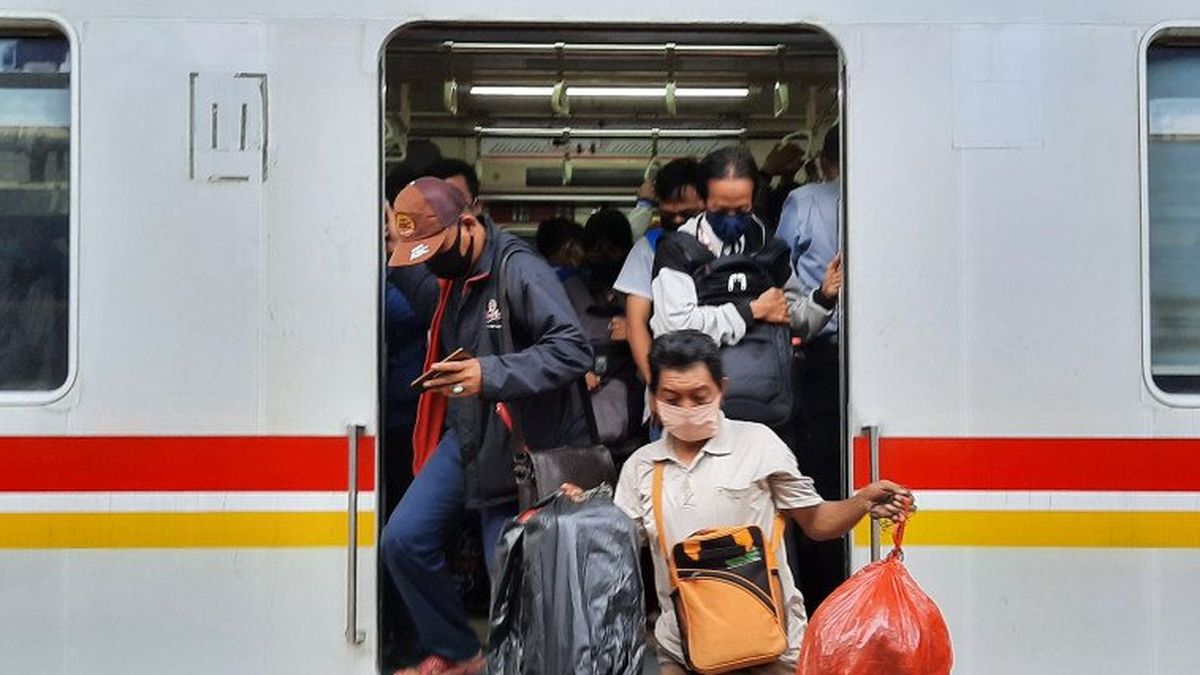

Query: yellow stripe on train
12,509,1200,550
854,511,1200,549
0,511,376,549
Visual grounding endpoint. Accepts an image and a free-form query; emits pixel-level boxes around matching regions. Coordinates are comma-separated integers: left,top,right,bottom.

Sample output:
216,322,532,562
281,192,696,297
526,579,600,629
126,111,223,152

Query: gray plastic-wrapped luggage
487,490,644,675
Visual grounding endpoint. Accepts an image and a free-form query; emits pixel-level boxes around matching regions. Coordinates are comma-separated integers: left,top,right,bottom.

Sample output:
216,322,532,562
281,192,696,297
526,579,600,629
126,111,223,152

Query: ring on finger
451,384,465,395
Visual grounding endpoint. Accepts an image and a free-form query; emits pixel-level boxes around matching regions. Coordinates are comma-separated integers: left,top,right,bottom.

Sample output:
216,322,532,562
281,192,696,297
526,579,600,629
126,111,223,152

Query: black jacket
391,224,594,507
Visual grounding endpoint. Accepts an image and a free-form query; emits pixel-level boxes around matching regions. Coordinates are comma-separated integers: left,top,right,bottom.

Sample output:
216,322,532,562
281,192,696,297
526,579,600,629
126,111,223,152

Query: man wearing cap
382,177,593,675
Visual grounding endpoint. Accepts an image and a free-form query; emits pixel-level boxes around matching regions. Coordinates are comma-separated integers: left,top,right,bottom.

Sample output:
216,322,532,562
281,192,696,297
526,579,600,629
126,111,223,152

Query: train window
1146,36,1200,396
0,33,70,393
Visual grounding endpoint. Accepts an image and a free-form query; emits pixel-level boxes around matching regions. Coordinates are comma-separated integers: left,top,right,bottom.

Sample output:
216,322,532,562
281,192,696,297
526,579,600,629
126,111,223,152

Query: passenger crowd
381,133,911,675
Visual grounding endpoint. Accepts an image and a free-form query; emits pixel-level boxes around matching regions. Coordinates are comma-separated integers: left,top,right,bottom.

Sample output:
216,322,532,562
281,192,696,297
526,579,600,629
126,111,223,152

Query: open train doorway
378,23,844,672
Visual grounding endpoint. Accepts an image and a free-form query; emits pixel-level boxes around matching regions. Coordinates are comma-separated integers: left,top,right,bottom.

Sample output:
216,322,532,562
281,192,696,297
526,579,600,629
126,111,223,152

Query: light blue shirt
613,235,656,300
776,178,841,336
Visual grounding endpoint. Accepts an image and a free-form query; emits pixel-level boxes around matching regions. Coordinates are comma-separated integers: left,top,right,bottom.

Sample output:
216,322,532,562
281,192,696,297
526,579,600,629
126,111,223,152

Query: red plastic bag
797,520,952,675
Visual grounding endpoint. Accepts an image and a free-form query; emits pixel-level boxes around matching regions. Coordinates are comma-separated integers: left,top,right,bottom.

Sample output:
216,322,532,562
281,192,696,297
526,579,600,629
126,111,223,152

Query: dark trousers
380,424,417,667
789,335,846,616
380,432,518,661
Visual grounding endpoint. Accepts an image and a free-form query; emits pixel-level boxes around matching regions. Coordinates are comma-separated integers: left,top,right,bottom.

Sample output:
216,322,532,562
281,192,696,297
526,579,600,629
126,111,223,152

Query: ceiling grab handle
773,85,823,176
383,116,407,163
443,78,459,116
345,422,367,645
398,82,412,148
389,83,412,162
473,131,484,189
560,128,573,186
773,82,790,118
442,42,459,116
780,130,808,144
805,85,819,148
664,43,678,118
550,42,570,116
550,79,570,116
862,425,883,562
644,128,661,183
773,45,790,118
778,129,811,179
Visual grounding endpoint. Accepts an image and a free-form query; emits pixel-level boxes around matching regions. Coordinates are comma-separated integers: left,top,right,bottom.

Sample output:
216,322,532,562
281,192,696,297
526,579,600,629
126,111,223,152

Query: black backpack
654,233,795,428
584,297,647,459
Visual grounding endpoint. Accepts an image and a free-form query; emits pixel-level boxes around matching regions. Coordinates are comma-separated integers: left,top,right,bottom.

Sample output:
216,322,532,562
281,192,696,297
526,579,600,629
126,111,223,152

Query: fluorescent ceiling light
475,126,745,138
674,87,750,98
445,41,783,55
469,85,750,98
469,85,555,97
566,86,669,98
672,45,781,54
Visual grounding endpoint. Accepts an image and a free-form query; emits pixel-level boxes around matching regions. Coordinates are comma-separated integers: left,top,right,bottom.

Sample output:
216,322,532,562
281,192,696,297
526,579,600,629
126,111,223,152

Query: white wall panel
848,547,1200,674
847,24,965,434
0,550,375,675
72,21,268,433
259,21,378,434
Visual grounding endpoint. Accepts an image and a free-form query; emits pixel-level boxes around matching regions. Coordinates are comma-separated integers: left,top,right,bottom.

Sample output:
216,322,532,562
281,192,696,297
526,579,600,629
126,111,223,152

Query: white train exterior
0,2,1198,673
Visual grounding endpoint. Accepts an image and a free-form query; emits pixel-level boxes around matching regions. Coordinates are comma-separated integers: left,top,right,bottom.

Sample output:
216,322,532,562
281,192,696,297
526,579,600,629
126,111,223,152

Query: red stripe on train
0,436,375,492
853,437,1200,491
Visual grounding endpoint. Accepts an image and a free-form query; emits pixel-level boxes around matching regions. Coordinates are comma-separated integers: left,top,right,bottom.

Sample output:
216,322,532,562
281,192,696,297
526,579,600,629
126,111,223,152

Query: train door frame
374,21,849,670
836,55,851,577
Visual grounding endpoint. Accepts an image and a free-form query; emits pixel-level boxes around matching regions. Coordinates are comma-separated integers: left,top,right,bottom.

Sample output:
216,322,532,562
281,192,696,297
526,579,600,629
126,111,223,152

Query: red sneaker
394,651,485,675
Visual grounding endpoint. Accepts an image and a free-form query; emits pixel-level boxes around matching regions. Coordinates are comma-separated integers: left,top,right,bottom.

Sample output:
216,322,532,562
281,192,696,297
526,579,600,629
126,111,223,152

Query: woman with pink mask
597,330,910,674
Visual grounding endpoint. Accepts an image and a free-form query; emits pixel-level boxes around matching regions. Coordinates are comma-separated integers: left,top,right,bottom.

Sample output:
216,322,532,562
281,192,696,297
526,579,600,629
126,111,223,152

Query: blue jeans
381,432,518,661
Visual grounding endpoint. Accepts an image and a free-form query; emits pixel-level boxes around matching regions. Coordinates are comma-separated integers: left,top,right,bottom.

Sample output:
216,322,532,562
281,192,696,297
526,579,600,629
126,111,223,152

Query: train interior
379,24,843,671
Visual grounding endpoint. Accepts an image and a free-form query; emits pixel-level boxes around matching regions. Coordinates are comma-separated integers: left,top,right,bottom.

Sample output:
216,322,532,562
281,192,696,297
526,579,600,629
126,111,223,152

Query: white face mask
655,398,721,442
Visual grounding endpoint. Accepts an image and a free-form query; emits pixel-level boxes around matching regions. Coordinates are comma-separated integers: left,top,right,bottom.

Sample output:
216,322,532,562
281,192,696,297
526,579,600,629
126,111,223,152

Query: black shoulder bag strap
495,246,600,454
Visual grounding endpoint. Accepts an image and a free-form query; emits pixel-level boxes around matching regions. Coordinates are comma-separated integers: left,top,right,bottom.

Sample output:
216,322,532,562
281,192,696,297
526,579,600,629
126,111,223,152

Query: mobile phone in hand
410,347,472,389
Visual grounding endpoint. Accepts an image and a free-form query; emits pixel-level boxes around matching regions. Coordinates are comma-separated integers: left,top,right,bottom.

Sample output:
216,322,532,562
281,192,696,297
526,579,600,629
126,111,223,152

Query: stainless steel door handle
345,423,366,645
863,425,882,562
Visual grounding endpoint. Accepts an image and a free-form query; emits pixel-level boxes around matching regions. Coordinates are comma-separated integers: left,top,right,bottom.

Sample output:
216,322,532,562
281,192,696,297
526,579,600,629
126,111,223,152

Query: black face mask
706,210,755,244
425,224,475,279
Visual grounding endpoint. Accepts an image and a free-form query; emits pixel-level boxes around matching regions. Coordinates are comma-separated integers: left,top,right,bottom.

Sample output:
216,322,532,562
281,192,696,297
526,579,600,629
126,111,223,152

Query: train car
0,2,1198,674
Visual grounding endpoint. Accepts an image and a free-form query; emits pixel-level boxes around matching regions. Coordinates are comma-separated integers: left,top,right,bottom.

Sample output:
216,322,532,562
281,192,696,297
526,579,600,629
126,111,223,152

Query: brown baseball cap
388,176,470,267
